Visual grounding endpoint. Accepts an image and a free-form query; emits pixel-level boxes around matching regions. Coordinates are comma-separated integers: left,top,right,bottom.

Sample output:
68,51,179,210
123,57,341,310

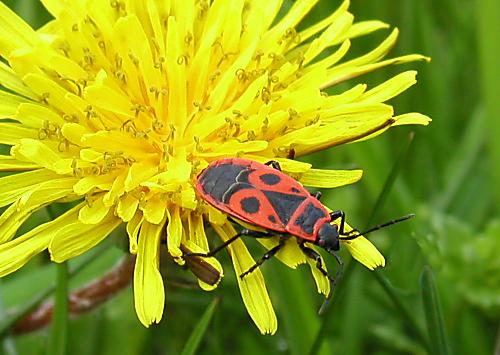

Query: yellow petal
134,220,165,327
14,138,66,171
15,103,65,127
340,20,390,42
126,212,143,254
212,222,277,335
298,0,350,44
0,155,40,171
103,170,127,207
78,196,111,224
0,169,60,207
392,112,432,126
84,75,136,120
295,168,363,188
141,194,166,225
305,246,331,296
0,204,81,277
124,161,159,192
165,16,187,134
0,1,38,56
204,204,227,226
49,210,121,262
166,205,184,263
303,12,353,65
0,61,36,99
73,172,119,195
342,236,385,270
323,54,430,88
117,193,140,222
0,177,76,243
0,123,38,145
22,73,81,116
0,90,29,117
357,71,419,104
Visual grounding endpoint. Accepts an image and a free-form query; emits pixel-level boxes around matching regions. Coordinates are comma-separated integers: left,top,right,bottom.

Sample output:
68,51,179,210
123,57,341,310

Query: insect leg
264,160,281,171
240,237,287,279
299,243,334,281
329,210,346,234
184,229,274,258
300,243,345,314
312,191,322,200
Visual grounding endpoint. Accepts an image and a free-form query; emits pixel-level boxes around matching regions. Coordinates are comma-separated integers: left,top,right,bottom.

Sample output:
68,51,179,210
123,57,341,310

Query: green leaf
420,266,450,355
180,297,220,355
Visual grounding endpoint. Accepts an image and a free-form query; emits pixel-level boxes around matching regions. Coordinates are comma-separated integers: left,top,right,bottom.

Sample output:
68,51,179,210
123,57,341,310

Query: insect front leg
329,210,346,234
299,243,344,314
184,229,275,258
299,243,337,283
240,237,287,279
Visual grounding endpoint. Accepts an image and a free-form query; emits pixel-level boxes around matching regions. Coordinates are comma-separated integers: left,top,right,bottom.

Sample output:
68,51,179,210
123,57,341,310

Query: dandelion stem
48,262,69,355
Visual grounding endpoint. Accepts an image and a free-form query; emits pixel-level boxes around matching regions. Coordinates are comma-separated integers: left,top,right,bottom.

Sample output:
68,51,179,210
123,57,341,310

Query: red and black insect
189,158,412,299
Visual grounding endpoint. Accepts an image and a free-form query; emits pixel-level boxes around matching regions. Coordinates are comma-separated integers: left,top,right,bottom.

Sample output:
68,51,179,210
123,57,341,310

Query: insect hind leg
240,237,287,279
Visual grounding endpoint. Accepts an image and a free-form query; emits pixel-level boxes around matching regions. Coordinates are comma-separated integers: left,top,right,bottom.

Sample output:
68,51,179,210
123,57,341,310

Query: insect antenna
338,214,415,240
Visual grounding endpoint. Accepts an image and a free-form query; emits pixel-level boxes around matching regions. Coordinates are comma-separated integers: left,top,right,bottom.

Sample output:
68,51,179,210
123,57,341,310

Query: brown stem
13,255,136,335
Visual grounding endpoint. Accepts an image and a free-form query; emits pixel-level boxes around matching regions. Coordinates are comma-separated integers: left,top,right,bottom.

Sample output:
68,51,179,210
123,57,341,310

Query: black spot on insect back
241,196,260,214
259,173,281,185
268,215,277,223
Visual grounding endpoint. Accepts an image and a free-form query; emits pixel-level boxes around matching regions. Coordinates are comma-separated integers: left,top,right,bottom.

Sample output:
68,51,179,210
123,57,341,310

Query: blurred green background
1,0,499,354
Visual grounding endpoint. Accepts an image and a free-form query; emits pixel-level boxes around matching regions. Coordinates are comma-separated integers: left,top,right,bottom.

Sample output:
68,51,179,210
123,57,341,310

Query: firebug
187,158,413,303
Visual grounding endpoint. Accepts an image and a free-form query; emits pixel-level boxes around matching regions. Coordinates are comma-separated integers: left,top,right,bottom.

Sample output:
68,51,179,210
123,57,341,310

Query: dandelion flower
0,0,430,334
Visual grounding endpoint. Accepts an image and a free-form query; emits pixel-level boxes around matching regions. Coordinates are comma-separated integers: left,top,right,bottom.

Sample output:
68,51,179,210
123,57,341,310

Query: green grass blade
375,272,428,349
180,297,220,355
366,132,415,226
47,262,69,355
420,266,450,355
